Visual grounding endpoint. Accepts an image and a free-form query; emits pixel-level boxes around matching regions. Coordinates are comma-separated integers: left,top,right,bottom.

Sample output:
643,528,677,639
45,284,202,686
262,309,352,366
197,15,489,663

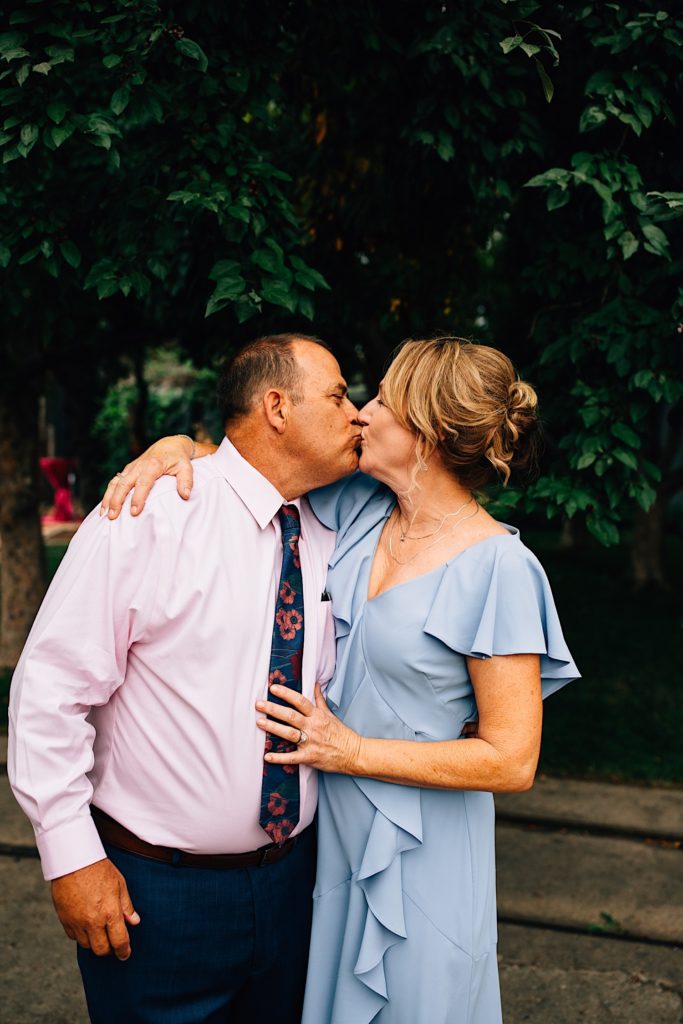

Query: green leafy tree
494,4,682,583
0,0,325,666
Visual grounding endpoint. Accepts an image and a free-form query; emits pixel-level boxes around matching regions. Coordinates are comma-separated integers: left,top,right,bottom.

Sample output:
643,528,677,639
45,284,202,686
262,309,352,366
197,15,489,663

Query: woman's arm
100,435,217,520
256,653,543,793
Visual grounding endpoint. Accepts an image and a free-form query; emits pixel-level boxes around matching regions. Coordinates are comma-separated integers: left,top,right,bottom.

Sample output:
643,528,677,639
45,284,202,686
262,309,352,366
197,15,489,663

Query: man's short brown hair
217,333,331,424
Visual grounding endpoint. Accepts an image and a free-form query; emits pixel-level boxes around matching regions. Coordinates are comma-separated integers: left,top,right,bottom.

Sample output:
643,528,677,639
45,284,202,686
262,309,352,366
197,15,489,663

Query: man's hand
51,858,141,960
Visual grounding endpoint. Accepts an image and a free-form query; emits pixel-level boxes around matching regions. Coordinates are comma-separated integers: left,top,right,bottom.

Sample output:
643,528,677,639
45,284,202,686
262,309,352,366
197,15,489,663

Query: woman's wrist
341,730,367,776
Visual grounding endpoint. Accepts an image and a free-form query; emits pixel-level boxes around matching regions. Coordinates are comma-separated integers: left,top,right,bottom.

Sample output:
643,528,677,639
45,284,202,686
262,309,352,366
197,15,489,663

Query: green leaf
298,293,315,320
634,481,657,512
59,240,81,269
586,514,620,546
228,203,250,224
102,54,121,69
499,35,523,54
51,123,74,147
166,190,197,204
44,45,74,65
614,449,638,471
520,42,541,57
15,63,29,86
0,244,11,267
175,38,208,73
97,278,119,299
294,266,331,291
547,187,571,211
252,248,282,274
619,231,639,260
234,295,260,324
18,245,40,265
3,47,30,62
110,86,130,116
261,277,297,313
89,133,112,150
437,135,455,161
208,259,242,281
32,62,51,75
640,221,669,257
610,422,640,448
525,167,570,188
632,369,653,388
534,58,554,102
20,123,38,147
46,101,68,125
576,452,596,470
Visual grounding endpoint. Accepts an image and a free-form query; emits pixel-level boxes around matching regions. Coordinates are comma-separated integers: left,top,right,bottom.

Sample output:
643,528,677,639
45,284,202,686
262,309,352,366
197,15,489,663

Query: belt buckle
258,842,278,866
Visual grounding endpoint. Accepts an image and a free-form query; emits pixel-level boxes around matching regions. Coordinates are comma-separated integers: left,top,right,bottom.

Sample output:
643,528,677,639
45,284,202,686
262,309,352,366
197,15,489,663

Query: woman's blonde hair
381,336,540,490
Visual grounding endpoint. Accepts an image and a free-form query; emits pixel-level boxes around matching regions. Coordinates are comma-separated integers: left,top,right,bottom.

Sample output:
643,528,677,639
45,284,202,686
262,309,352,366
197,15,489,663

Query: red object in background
40,457,77,523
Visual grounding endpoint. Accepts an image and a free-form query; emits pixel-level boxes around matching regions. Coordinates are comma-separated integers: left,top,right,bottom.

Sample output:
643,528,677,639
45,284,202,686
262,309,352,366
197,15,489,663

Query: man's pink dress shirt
9,438,336,880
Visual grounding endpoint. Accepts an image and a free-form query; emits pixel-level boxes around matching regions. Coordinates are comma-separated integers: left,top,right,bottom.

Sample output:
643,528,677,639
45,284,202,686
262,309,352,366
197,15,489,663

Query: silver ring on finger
298,729,309,745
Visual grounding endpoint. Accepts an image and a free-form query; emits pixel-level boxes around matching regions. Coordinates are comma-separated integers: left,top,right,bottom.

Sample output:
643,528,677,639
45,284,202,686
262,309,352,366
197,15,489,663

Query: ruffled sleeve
423,533,579,699
308,472,392,534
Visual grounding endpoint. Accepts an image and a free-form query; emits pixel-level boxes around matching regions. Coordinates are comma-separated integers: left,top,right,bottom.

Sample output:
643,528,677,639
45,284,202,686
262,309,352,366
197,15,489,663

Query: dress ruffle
354,782,423,1003
422,536,580,697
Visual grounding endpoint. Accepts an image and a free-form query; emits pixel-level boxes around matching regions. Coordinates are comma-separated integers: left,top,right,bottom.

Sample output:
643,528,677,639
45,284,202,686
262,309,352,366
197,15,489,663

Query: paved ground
2,729,682,1024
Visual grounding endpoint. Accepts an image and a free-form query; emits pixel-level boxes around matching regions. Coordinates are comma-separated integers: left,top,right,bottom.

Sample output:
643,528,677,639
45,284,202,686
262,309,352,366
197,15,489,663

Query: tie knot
278,504,301,537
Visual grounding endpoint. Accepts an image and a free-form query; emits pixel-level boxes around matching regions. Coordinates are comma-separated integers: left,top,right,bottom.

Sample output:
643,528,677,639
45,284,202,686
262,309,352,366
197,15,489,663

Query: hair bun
507,379,538,417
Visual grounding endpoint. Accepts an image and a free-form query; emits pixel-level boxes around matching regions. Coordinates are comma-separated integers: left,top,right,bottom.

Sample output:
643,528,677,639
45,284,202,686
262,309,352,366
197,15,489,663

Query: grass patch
2,536,681,786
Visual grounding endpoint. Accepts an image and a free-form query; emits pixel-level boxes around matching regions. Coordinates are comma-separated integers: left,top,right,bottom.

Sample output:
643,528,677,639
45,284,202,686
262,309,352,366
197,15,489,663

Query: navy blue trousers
78,828,315,1024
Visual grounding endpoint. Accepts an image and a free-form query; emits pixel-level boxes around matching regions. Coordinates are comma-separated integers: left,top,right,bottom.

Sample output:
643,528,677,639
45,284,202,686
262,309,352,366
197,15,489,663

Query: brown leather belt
91,806,304,869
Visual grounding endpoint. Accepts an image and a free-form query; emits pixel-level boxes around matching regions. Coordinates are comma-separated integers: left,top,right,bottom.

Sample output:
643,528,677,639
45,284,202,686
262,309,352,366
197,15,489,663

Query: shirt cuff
36,814,107,881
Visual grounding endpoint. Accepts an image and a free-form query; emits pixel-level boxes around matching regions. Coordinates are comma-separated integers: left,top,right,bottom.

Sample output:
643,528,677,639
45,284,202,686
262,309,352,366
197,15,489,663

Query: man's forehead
293,339,344,384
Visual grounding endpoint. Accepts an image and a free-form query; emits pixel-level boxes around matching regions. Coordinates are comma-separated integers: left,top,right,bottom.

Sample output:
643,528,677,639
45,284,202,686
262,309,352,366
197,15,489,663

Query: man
9,334,362,1024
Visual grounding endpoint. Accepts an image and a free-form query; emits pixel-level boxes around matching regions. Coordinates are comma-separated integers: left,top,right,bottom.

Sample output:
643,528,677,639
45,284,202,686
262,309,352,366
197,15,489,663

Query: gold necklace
398,496,474,541
387,504,479,565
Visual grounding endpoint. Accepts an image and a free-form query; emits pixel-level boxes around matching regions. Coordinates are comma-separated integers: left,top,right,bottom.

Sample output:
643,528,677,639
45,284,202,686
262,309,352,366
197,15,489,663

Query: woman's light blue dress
303,474,579,1024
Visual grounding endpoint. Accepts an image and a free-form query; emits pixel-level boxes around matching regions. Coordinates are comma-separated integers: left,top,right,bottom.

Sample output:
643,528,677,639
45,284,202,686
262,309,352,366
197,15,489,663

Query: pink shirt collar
212,436,296,530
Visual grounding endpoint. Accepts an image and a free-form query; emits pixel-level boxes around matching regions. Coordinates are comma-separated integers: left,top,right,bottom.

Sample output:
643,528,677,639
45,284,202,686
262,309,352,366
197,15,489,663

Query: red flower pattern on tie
259,504,305,845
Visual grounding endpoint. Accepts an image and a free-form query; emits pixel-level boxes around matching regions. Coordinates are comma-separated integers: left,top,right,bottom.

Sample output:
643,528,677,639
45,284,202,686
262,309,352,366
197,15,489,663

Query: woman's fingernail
255,701,265,710
108,509,117,519
182,488,191,498
131,505,138,515
256,717,267,726
100,506,108,517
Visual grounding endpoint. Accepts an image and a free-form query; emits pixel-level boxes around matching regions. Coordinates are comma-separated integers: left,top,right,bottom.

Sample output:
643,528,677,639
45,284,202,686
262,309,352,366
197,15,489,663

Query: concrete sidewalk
2,731,682,1024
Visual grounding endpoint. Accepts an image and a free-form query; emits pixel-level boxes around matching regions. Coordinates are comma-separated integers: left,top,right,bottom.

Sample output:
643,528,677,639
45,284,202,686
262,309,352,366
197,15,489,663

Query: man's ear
262,388,289,434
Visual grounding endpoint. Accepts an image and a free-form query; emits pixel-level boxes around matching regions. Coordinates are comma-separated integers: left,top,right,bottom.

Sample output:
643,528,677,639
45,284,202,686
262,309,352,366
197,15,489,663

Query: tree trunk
631,494,665,590
0,388,46,670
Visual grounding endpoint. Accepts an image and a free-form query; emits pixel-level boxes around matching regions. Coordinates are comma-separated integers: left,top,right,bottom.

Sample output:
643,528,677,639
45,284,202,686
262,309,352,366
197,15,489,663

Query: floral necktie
259,504,305,845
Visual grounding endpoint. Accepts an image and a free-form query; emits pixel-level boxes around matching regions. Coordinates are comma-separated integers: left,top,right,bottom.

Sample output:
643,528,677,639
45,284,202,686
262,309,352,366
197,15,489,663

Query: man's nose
345,398,361,421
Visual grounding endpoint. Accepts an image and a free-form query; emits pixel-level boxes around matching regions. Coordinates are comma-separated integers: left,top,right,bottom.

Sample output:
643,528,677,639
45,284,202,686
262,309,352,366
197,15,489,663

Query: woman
105,337,578,1023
